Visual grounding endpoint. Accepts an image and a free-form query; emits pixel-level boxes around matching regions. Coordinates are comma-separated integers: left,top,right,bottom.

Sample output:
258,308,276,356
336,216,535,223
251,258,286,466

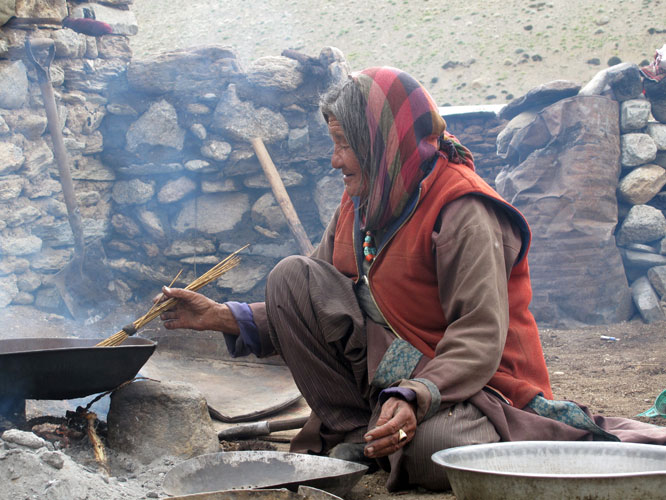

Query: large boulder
496,95,633,327
107,380,220,465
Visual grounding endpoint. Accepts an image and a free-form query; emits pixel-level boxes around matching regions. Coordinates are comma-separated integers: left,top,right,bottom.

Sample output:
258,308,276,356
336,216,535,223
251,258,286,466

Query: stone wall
2,1,665,328
495,64,666,326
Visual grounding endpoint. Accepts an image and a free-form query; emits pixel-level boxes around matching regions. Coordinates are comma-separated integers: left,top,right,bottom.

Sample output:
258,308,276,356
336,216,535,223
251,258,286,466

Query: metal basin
169,485,343,500
0,337,156,400
432,441,666,500
163,451,367,498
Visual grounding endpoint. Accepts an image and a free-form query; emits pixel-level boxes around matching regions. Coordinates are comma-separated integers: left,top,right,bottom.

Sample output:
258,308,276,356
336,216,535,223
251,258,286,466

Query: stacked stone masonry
1,0,665,327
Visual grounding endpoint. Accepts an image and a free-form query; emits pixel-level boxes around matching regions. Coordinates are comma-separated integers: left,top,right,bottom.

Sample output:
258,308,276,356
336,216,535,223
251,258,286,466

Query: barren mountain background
130,0,665,106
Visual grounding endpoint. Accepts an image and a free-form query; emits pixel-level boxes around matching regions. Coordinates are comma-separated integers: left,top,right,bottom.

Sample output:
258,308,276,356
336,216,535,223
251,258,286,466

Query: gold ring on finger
398,428,407,442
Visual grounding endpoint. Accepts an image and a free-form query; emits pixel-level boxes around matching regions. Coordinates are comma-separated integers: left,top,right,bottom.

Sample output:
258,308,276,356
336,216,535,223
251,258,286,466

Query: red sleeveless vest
332,155,553,407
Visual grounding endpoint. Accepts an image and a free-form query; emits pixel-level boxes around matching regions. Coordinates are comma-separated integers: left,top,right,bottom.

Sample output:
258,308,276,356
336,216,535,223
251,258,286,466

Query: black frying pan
0,337,156,400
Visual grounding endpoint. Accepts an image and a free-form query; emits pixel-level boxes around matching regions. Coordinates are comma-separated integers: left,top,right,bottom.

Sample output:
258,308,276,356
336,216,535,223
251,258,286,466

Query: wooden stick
251,137,314,255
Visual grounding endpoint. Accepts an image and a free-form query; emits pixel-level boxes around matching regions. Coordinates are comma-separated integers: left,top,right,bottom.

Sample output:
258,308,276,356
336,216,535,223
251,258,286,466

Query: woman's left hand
363,396,417,458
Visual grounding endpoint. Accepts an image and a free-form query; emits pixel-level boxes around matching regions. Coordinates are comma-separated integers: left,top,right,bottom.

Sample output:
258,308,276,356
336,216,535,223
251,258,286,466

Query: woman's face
328,115,366,197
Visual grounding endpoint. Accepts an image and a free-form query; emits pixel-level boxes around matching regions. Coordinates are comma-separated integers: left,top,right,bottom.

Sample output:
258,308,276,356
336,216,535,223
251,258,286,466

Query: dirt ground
2,304,666,499
130,0,666,107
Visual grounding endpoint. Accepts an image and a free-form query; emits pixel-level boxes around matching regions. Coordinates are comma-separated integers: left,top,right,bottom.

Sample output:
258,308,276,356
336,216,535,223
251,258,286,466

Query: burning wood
85,411,110,475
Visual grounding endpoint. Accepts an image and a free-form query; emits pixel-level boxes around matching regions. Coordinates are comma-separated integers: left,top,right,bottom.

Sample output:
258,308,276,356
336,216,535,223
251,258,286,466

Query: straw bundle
96,244,249,347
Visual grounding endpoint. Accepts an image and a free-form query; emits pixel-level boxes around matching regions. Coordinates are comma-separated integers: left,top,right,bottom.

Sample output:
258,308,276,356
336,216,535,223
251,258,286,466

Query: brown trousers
265,255,500,491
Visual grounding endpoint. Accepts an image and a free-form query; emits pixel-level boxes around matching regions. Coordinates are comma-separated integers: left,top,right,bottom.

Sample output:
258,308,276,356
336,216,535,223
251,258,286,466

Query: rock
244,169,304,189
15,0,67,19
496,110,539,161
251,193,287,231
246,56,303,91
631,276,666,323
620,99,652,132
184,159,215,173
31,248,72,272
17,270,41,292
288,127,309,152
314,175,344,226
0,61,28,109
126,100,185,152
651,98,666,124
0,175,25,201
647,265,666,297
137,209,166,241
617,204,666,245
107,380,219,465
112,179,155,205
215,262,270,293
190,123,207,140
0,141,24,175
201,178,236,193
0,275,18,308
617,164,666,204
495,96,633,326
1,429,50,450
96,35,132,60
647,122,666,150
320,46,351,84
22,141,53,179
579,63,644,101
0,234,42,256
65,102,106,135
111,213,141,238
173,193,249,234
164,238,217,258
211,84,289,144
157,176,196,204
621,133,658,167
70,3,138,36
200,139,231,162
127,45,241,95
499,80,580,121
51,29,86,58
4,110,48,139
116,162,183,176
71,156,115,181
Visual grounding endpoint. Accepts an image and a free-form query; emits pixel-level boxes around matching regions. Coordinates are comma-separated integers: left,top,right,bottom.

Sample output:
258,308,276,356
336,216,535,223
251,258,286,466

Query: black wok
0,337,156,400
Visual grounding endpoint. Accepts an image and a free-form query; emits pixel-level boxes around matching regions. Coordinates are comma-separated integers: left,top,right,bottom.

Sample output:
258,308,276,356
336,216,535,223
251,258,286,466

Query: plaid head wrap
352,67,473,231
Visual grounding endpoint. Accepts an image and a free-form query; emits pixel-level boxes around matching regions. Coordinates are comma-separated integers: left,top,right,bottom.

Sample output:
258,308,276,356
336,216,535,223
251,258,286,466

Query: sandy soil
129,0,666,106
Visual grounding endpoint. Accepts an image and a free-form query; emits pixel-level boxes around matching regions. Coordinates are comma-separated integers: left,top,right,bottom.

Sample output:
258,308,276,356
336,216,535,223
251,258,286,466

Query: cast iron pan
0,337,156,400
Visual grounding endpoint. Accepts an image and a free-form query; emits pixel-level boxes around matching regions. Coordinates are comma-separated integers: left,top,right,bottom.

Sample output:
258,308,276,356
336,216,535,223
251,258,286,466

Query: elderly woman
160,67,666,491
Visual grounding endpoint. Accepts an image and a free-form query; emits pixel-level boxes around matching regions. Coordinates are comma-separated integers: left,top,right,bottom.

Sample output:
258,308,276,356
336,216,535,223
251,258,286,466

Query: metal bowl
432,441,666,500
162,451,368,498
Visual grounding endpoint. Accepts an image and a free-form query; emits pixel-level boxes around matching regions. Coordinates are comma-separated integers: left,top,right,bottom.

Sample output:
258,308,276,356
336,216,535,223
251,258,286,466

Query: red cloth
332,154,553,408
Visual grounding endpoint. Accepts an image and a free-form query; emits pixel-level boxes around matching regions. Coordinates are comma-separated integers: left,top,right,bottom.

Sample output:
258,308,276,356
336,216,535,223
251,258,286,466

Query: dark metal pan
162,451,368,498
0,337,156,400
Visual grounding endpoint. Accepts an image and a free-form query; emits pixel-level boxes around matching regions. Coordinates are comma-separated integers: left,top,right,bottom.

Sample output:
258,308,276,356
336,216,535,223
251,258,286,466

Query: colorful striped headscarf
352,67,473,231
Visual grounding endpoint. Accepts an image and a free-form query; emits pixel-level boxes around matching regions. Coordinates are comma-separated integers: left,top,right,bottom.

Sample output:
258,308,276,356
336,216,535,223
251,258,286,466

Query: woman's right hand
157,287,240,334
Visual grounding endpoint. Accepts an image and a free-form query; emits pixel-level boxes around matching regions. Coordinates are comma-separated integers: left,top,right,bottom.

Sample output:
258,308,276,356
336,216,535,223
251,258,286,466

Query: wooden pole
251,137,314,255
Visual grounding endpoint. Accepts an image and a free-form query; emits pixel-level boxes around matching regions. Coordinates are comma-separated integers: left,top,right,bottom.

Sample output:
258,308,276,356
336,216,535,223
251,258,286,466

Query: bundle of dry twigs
96,244,249,347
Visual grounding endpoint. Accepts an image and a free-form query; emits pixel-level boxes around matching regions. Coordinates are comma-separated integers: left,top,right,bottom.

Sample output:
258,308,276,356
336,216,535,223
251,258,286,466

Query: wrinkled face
328,115,366,198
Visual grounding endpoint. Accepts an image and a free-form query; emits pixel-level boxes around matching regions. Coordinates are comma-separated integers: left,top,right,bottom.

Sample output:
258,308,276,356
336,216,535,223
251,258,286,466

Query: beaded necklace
363,231,377,262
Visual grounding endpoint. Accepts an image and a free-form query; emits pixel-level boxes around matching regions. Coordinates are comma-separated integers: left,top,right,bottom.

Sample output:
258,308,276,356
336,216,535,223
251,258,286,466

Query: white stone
173,193,249,234
620,99,651,131
621,133,658,167
0,61,29,109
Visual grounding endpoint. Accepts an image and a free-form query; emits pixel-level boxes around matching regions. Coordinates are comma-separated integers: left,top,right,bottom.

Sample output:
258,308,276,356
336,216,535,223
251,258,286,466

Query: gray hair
320,79,372,182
